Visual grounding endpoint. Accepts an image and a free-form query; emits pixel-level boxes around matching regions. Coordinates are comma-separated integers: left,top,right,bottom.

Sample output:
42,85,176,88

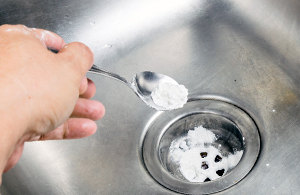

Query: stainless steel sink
1,0,300,194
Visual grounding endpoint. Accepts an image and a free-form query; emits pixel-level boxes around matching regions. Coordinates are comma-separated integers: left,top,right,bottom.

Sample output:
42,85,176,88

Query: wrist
0,81,32,174
0,115,26,174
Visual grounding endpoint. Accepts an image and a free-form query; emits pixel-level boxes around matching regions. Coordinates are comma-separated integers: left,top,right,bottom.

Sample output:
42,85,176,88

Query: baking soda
151,82,188,110
169,126,243,182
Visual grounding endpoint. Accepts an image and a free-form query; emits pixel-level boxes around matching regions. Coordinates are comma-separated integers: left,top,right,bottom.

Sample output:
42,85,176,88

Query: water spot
103,44,112,48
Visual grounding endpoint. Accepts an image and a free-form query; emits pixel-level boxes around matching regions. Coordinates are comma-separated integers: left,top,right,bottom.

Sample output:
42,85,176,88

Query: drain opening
201,161,209,170
216,169,225,176
215,155,222,162
165,124,244,183
142,99,260,195
204,178,211,182
200,152,207,158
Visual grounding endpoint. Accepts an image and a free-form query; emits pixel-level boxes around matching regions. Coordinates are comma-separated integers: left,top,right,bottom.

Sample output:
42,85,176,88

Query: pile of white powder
151,82,188,110
169,126,243,182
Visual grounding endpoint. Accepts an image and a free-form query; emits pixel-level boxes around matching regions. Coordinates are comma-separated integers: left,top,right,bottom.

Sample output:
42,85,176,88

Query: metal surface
89,65,179,110
1,0,300,194
143,99,260,194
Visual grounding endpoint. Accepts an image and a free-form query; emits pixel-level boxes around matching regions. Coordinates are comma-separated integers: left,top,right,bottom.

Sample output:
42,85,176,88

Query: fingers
32,28,66,50
3,142,25,173
80,78,96,99
71,98,105,121
1,25,93,78
29,98,104,140
38,118,97,140
0,25,66,51
79,76,89,95
0,24,32,36
58,42,94,77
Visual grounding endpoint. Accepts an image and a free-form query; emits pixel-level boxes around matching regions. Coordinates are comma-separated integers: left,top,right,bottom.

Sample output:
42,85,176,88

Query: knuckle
0,24,33,36
0,24,13,32
71,42,93,60
67,42,94,72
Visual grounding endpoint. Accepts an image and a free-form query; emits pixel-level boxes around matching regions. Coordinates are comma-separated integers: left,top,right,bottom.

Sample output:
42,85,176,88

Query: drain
142,99,260,194
165,122,243,183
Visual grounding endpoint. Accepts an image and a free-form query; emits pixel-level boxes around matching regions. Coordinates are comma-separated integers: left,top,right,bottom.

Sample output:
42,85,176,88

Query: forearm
0,80,30,177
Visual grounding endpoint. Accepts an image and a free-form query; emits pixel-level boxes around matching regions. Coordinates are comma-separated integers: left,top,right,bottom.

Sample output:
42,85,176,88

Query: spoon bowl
88,65,180,111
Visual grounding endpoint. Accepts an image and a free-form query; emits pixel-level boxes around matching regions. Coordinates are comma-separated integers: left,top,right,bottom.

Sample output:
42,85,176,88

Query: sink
1,0,300,194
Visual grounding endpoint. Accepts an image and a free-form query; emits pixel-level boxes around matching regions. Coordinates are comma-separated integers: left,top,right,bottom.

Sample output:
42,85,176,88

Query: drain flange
142,99,260,194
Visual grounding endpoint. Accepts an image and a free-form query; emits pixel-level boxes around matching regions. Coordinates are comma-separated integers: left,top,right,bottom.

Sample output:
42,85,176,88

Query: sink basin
1,0,300,194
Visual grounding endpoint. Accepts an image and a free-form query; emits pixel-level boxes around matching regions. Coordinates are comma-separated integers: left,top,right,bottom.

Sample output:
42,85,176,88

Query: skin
0,24,105,184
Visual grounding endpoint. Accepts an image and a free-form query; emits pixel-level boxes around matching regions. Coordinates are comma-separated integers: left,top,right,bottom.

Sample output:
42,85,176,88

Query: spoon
88,65,179,111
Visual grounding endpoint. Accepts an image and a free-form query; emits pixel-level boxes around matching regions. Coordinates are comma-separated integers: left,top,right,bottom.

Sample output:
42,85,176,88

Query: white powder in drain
151,82,188,110
169,126,243,182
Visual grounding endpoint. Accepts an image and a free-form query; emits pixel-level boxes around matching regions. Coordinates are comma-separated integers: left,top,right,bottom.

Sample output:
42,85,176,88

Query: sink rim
142,96,261,194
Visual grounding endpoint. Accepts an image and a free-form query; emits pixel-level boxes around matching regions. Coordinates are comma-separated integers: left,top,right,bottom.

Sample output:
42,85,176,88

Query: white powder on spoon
151,82,188,110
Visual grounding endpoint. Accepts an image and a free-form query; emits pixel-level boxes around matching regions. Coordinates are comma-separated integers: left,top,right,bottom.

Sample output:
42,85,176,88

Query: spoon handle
48,48,130,85
88,65,129,85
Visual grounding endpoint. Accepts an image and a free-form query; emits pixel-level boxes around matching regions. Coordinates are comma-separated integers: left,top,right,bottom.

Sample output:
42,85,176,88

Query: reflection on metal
143,98,260,194
1,0,300,194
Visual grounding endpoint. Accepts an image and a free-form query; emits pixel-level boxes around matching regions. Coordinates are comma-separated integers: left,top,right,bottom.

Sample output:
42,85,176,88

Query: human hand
0,25,105,176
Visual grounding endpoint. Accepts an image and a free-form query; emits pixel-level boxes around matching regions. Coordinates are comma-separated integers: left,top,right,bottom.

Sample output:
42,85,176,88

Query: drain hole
215,155,222,162
200,152,208,158
201,162,209,170
204,178,211,182
166,125,244,183
216,169,225,176
143,100,261,194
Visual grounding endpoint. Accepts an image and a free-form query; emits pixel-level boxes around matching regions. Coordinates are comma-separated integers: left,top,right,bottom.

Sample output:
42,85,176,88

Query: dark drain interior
201,161,209,170
200,152,225,182
215,155,222,162
216,169,225,176
200,152,207,158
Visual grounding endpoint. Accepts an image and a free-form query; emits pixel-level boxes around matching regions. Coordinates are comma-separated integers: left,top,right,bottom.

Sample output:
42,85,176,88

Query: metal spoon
88,65,179,111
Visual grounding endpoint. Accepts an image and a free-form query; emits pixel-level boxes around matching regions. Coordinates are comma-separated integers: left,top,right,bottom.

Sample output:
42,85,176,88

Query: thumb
58,42,94,77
